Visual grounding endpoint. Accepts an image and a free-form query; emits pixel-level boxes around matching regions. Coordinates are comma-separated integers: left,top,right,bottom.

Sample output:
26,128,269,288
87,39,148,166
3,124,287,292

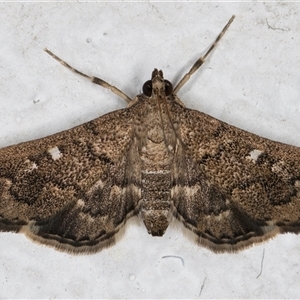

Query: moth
1,15,300,254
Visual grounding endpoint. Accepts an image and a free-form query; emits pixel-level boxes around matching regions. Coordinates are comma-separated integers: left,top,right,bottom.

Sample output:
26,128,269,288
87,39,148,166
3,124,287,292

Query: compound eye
164,80,173,96
142,80,152,96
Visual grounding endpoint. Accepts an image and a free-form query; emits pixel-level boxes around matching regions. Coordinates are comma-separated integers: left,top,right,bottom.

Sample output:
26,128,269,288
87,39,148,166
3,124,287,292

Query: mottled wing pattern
170,99,300,252
0,105,141,253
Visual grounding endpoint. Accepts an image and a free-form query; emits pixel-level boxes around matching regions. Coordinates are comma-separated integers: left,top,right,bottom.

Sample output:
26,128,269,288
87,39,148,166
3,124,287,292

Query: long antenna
44,48,132,103
173,15,235,94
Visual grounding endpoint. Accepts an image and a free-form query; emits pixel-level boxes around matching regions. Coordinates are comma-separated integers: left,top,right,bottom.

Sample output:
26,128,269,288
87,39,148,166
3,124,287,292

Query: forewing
171,102,300,252
0,105,141,253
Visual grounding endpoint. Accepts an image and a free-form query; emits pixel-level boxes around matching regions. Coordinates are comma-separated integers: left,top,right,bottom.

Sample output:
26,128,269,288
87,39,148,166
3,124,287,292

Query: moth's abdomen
140,140,173,236
141,171,171,236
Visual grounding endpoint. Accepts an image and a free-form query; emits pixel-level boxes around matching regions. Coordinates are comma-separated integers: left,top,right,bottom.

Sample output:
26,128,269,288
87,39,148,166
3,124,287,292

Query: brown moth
1,16,300,253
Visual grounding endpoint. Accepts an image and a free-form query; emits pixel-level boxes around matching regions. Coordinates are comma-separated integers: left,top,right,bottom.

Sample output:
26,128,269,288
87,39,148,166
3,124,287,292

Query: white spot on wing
77,199,85,207
247,149,263,163
48,146,62,160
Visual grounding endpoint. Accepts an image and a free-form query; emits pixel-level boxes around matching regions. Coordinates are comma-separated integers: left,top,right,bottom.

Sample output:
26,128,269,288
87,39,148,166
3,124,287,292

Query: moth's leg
44,48,132,104
173,15,235,94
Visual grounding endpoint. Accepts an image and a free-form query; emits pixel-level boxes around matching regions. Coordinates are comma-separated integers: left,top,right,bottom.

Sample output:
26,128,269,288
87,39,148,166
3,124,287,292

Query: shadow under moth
1,16,300,253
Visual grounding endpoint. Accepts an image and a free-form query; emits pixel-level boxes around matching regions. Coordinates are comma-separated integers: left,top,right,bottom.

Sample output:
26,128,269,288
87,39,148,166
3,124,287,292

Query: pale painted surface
0,3,300,299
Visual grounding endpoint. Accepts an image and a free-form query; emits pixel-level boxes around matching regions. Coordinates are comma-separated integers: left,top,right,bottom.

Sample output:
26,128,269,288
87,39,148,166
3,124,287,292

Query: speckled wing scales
0,107,141,253
171,104,300,252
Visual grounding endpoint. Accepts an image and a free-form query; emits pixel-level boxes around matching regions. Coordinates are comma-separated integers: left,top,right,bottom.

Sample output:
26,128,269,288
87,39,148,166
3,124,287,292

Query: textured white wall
0,2,300,298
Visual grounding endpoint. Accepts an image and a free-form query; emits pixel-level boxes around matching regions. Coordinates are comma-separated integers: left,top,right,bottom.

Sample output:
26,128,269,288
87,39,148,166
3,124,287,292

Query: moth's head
142,68,173,98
